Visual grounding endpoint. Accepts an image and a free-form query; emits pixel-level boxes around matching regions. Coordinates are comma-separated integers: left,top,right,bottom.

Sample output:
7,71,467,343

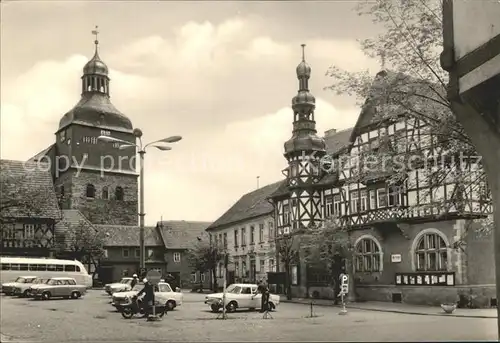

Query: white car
205,283,280,313
104,277,133,295
111,282,183,311
1,276,37,295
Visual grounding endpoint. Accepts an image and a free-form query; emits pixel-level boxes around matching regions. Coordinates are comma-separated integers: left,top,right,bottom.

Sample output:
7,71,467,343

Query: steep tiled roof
0,159,60,220
324,128,354,156
207,181,283,230
157,221,211,249
54,210,97,249
95,224,163,247
28,145,55,163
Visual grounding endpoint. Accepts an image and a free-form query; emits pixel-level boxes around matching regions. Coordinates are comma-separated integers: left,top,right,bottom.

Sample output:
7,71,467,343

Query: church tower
283,45,327,232
53,27,138,226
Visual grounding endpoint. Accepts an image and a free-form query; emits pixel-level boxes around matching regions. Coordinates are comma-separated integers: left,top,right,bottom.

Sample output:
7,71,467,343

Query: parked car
204,283,280,313
104,277,133,295
13,277,48,297
111,282,183,311
30,277,87,300
1,276,37,295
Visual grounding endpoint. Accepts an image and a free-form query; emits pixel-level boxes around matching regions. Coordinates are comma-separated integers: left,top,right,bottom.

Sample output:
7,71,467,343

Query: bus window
19,264,29,271
47,265,56,271
10,264,20,271
1,264,10,270
65,265,76,272
36,264,47,271
56,265,64,272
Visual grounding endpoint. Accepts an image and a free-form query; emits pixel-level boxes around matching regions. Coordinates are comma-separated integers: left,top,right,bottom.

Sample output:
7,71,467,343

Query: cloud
1,16,367,224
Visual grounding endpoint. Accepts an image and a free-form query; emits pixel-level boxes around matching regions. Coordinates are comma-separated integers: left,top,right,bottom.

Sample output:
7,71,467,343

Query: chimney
324,128,337,137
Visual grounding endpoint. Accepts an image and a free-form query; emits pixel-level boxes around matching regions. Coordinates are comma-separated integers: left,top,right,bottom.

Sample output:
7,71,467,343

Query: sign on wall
391,254,402,263
395,272,455,286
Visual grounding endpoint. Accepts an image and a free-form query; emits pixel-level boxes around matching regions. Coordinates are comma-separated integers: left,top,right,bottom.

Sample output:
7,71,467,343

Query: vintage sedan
104,277,133,295
13,277,47,297
111,282,183,311
30,277,87,300
1,276,37,295
205,283,280,313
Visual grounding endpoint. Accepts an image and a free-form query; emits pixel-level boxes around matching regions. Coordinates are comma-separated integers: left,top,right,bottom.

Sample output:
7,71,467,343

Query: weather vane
91,25,99,46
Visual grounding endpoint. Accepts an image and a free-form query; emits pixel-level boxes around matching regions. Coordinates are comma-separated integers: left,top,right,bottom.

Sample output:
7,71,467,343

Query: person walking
131,274,139,288
257,279,269,313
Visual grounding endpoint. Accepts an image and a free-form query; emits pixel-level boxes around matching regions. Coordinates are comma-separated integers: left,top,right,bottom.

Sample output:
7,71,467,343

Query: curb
280,300,497,319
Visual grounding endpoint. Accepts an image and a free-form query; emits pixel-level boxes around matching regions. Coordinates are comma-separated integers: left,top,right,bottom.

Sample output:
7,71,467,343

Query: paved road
0,290,497,341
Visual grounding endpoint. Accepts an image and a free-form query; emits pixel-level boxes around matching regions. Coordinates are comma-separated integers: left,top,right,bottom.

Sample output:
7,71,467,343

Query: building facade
265,49,495,307
0,160,61,257
207,182,282,287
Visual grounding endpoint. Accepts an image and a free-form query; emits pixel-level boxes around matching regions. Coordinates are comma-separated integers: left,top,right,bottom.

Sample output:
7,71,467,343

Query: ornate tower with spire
52,27,138,226
283,44,327,232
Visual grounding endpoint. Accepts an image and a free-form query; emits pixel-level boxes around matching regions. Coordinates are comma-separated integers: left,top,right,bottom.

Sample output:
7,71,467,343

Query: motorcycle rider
136,278,155,317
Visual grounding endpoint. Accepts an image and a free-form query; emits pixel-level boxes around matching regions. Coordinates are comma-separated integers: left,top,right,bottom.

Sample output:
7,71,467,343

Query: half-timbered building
266,49,495,307
0,160,61,257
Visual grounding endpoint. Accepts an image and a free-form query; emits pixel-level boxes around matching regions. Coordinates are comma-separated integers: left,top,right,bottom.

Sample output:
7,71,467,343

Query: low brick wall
356,284,496,308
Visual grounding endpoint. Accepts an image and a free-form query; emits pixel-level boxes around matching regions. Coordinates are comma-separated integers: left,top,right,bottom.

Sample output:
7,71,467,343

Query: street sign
146,270,162,285
340,274,349,294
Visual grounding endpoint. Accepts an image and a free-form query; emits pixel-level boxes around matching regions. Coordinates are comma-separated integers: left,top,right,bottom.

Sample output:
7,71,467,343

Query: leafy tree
186,238,225,291
325,0,492,243
276,233,299,300
303,217,356,302
56,219,106,276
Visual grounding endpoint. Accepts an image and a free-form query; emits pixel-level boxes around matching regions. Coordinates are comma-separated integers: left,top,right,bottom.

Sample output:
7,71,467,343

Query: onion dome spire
292,44,315,112
82,26,110,96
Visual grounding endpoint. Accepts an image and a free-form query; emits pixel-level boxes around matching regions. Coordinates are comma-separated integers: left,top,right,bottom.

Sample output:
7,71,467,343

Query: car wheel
211,304,221,313
166,300,176,311
226,301,237,313
22,290,29,298
71,291,80,299
42,292,51,300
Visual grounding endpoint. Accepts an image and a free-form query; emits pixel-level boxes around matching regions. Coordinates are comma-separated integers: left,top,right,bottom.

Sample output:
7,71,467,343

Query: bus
0,257,92,288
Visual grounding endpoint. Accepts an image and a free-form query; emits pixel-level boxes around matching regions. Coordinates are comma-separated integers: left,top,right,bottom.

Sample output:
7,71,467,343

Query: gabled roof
207,181,284,230
95,224,163,247
157,220,211,249
28,145,55,163
324,128,354,156
54,209,97,249
0,159,61,220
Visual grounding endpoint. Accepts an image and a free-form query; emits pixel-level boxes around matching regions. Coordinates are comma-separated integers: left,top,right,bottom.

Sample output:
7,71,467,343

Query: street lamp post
98,129,182,272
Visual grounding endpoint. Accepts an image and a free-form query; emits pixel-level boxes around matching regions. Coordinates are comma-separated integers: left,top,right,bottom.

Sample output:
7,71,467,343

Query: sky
1,1,384,225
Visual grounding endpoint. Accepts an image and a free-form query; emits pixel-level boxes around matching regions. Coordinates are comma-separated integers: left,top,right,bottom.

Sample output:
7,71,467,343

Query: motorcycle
116,295,167,319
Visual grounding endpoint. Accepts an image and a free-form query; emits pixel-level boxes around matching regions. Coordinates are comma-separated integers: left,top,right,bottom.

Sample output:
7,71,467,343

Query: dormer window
59,130,66,142
86,184,96,198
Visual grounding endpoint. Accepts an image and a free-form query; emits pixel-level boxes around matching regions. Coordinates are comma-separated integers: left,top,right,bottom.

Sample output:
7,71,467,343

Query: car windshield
132,284,144,291
158,283,172,293
14,277,26,283
33,278,46,284
226,285,242,294
121,279,132,284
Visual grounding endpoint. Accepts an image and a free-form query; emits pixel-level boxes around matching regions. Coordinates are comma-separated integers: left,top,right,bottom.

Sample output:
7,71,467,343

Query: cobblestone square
0,291,497,342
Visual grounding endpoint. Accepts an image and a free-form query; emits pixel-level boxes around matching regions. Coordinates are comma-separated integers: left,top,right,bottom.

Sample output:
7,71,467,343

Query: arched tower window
102,186,109,200
415,232,448,271
115,186,124,201
354,236,382,272
86,184,96,198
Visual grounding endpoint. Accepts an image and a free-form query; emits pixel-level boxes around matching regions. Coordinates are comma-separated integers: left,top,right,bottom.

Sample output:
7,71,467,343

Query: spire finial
301,44,306,61
91,25,99,50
